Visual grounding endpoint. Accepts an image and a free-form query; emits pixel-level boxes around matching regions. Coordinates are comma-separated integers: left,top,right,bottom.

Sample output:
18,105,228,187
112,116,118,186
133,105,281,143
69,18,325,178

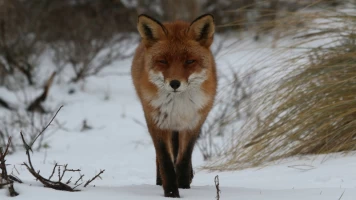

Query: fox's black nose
169,80,181,90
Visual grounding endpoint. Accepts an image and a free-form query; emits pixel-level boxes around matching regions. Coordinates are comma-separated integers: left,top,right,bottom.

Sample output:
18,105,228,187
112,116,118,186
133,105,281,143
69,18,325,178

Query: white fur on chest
150,88,208,131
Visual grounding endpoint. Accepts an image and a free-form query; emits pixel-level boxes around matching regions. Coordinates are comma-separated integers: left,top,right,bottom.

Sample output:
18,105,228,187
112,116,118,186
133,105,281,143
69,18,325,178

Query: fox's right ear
137,14,167,47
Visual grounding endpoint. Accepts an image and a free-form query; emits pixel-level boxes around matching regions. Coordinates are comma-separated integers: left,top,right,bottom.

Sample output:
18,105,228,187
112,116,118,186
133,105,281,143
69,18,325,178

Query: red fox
131,14,217,198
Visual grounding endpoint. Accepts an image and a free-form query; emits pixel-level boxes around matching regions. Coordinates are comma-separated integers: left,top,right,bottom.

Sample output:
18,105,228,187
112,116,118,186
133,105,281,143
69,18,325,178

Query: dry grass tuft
205,5,356,170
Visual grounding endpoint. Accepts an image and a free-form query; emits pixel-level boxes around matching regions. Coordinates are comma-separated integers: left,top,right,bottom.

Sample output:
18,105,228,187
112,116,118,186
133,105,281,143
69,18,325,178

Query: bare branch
66,177,72,184
214,175,221,200
48,163,58,180
19,105,105,192
57,165,61,181
22,162,76,192
84,170,105,187
74,174,85,185
72,182,83,190
338,190,345,200
0,137,19,196
19,106,78,192
30,105,63,149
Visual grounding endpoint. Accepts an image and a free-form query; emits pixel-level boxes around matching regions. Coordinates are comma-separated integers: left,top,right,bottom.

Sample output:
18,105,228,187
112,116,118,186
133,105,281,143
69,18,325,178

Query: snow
1,35,356,199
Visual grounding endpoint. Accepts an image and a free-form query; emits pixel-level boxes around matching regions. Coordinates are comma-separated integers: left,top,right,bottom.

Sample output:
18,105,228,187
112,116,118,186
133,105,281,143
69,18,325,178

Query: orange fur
131,14,217,198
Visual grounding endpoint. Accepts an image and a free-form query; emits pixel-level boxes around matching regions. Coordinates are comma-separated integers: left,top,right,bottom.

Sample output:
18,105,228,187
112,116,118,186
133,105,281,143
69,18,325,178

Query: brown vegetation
204,8,356,170
19,106,105,192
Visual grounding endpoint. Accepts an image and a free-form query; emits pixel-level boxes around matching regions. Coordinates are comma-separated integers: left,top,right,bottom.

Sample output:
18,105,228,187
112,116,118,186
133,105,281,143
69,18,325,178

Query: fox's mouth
164,83,187,93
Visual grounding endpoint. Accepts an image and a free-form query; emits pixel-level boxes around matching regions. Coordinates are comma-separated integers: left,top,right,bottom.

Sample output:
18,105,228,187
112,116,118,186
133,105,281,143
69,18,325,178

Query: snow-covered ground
1,35,356,199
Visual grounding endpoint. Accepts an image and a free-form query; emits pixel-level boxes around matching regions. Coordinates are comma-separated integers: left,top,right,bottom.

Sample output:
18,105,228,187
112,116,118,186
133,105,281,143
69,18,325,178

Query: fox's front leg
175,131,199,189
151,129,180,198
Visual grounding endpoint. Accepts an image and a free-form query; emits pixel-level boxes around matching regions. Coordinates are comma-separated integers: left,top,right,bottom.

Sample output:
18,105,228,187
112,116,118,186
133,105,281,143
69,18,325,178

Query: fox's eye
185,60,195,65
158,60,168,64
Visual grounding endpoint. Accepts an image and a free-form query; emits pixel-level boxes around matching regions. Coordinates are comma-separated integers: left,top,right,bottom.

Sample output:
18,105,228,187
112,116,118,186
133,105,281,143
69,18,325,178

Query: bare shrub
0,0,47,87
40,0,137,42
0,109,60,152
0,70,58,152
0,0,137,86
137,0,256,31
33,0,137,83
20,106,105,192
51,33,135,83
0,0,136,154
0,137,19,196
197,69,255,161
136,0,320,34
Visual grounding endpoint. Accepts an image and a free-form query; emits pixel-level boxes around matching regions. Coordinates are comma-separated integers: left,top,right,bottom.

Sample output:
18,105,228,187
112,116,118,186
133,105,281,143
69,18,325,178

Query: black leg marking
176,140,196,189
158,141,180,198
156,157,162,186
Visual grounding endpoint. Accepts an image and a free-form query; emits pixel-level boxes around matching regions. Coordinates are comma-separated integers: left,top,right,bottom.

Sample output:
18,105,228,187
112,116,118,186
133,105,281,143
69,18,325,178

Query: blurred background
0,0,355,172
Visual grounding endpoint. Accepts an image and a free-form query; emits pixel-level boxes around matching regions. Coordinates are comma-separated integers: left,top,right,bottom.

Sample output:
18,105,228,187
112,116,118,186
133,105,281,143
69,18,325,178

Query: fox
131,13,217,198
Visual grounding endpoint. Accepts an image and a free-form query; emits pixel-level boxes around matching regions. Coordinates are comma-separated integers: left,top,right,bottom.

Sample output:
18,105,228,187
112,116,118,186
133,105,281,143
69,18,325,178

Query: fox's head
137,14,215,93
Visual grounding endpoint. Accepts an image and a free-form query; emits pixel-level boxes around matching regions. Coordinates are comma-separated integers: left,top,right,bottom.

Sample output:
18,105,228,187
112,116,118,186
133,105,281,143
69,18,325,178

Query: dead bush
20,106,105,192
0,0,136,153
0,0,47,87
0,0,137,85
204,7,356,170
0,70,58,152
0,109,60,153
1,106,105,197
51,33,135,83
197,69,255,161
48,1,136,83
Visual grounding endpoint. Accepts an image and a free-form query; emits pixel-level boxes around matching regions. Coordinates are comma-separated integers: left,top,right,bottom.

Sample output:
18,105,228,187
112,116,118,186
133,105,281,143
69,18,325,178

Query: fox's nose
169,80,181,90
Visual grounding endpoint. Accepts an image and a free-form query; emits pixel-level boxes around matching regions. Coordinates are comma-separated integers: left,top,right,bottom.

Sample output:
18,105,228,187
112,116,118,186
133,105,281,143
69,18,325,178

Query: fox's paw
164,189,180,198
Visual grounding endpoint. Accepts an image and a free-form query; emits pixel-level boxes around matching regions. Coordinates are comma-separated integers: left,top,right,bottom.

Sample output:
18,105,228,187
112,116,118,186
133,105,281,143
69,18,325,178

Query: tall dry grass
204,4,356,170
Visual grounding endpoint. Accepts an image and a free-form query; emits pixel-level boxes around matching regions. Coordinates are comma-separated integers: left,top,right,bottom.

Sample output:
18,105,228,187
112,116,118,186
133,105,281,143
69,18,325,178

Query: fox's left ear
189,14,215,47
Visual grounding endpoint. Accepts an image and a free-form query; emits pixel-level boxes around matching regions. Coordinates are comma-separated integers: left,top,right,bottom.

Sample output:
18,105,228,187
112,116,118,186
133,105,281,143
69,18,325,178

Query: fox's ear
137,14,167,47
189,14,215,47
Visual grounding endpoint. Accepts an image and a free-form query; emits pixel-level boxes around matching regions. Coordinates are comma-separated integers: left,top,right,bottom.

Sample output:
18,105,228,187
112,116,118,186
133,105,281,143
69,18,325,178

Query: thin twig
74,174,85,185
59,164,81,182
72,182,83,190
84,170,105,187
8,175,22,184
48,163,58,180
30,105,63,148
338,190,345,200
214,175,221,200
58,165,61,181
66,177,72,184
20,106,78,192
1,137,12,158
